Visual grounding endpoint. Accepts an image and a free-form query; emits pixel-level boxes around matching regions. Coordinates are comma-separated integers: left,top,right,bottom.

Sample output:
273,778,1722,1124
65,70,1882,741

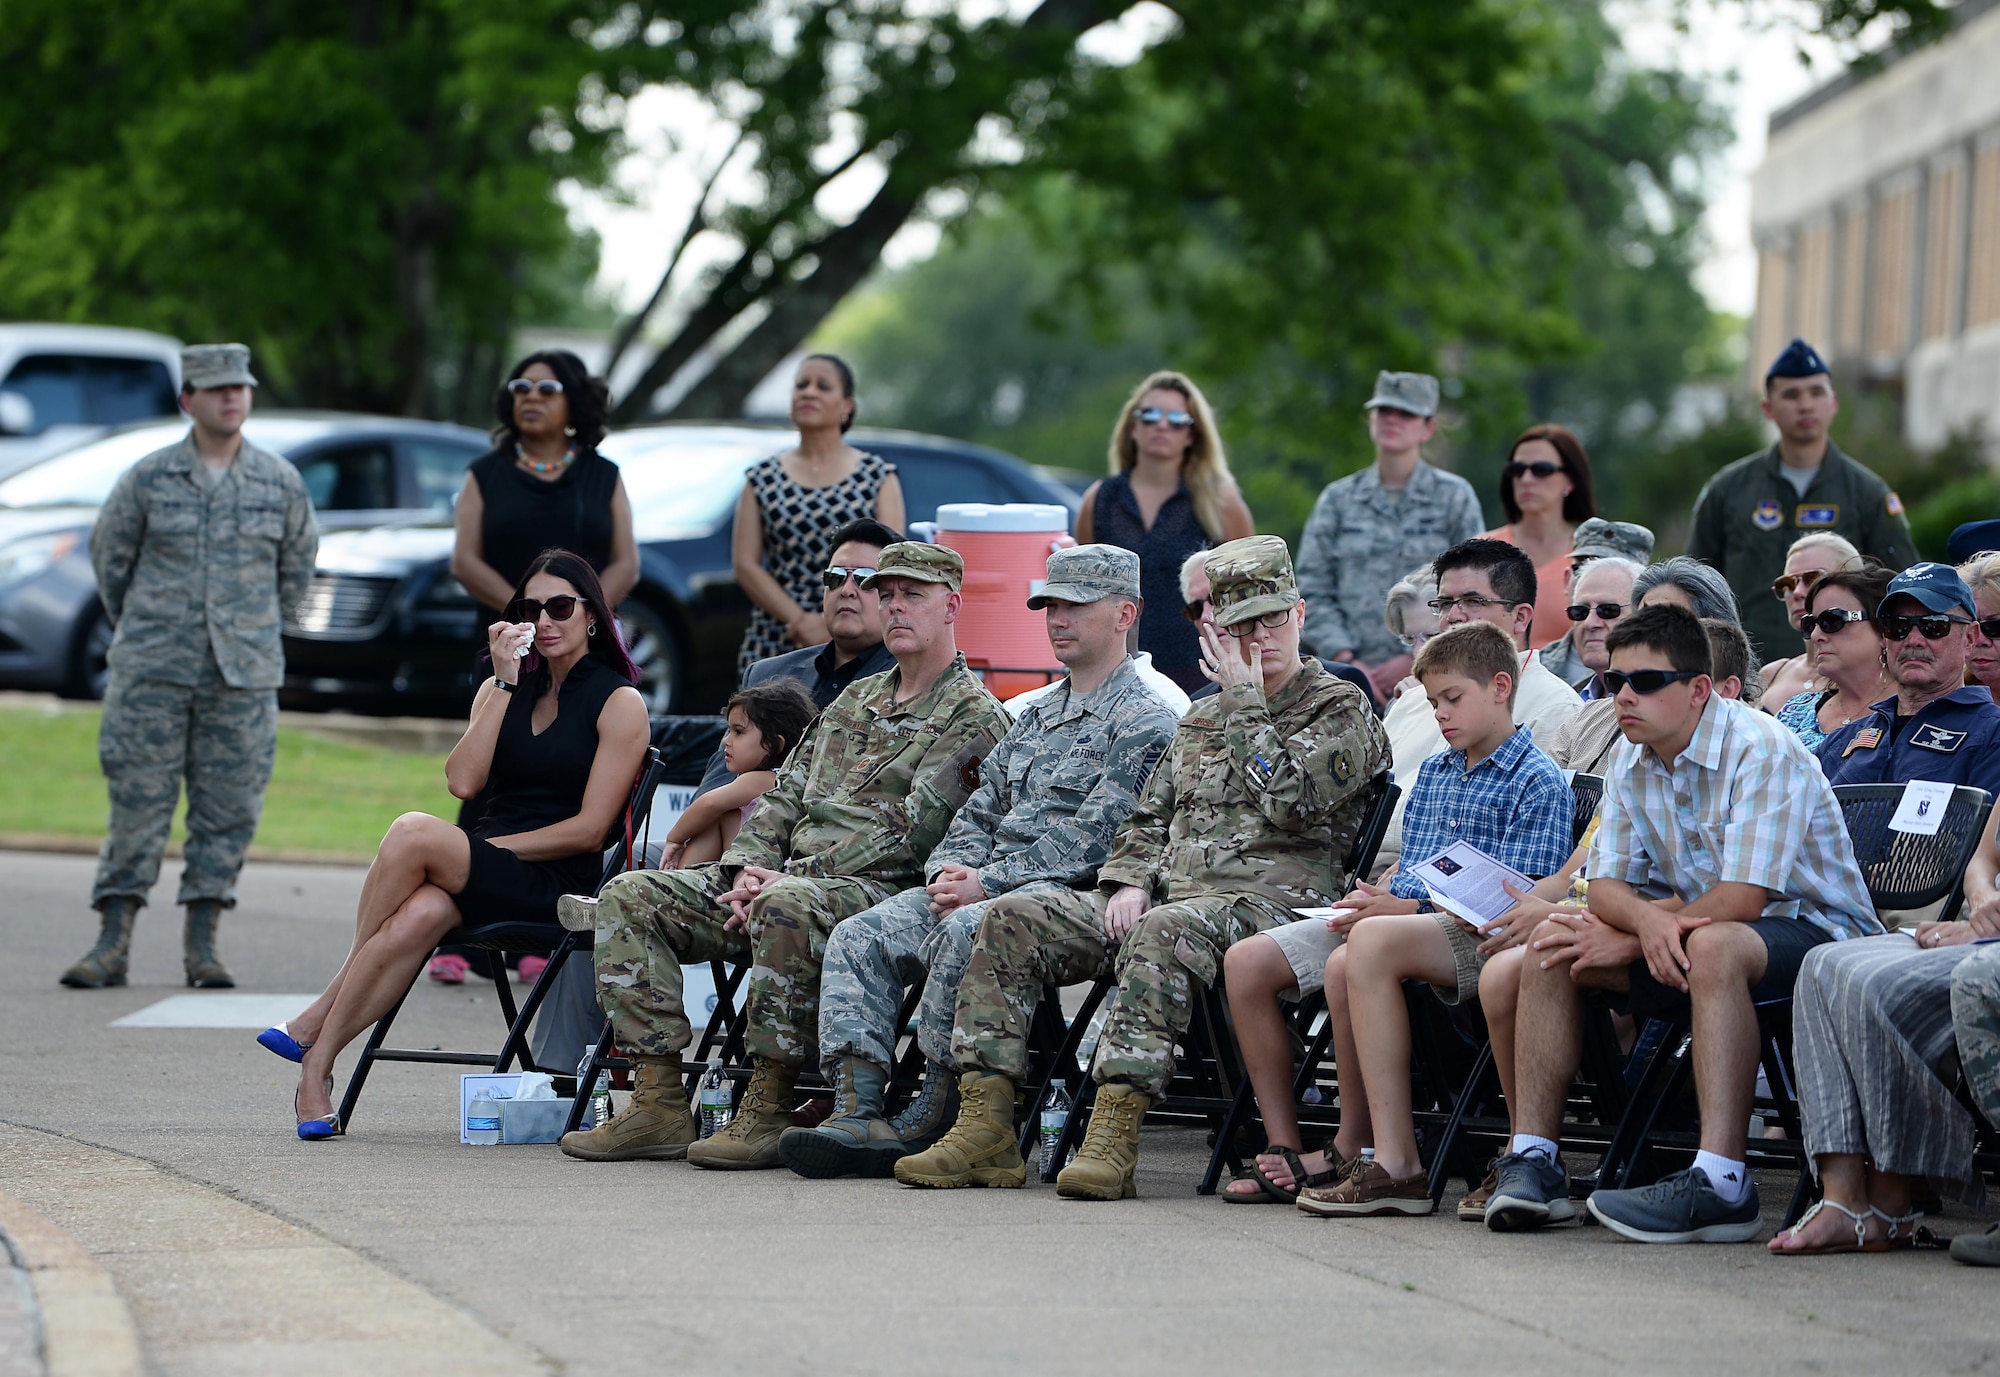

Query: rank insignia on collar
1841,727,1883,757
1752,500,1783,531
1796,505,1839,528
1911,725,1967,754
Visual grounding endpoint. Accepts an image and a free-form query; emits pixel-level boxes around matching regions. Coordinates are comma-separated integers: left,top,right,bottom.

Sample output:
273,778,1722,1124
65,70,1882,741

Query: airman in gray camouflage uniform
897,535,1391,1198
62,344,316,991
1951,943,2000,1265
559,541,1009,1170
779,545,1180,1179
1295,371,1483,675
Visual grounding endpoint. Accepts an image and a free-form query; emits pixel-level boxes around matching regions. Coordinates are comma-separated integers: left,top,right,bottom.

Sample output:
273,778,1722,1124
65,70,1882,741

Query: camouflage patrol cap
1026,543,1142,609
1204,535,1299,627
1363,370,1439,419
861,540,963,591
180,343,258,390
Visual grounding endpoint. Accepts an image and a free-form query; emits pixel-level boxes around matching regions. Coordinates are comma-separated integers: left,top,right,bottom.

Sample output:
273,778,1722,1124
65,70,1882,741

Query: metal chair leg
336,983,412,1128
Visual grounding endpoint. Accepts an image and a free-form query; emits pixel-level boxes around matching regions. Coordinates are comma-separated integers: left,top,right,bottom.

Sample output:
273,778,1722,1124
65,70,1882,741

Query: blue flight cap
1882,562,1977,619
1765,337,1831,382
1947,520,2000,565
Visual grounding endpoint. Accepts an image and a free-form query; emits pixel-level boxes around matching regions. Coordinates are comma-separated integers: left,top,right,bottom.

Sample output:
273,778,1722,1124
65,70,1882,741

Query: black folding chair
1834,783,1994,922
336,746,668,1131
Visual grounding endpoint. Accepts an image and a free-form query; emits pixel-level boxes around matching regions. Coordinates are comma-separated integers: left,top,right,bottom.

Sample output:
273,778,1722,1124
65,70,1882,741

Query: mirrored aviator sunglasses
822,566,878,589
506,378,564,396
1602,668,1702,696
1134,405,1194,429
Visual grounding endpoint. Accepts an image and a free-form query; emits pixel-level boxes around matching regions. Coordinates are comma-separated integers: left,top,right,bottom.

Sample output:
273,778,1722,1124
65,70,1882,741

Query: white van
0,323,184,479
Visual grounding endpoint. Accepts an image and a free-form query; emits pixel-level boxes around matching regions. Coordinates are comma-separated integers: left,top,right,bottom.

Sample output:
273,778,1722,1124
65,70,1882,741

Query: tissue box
501,1097,576,1144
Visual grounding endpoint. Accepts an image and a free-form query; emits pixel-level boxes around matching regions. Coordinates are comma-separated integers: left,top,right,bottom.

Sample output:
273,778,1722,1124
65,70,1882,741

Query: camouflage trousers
953,887,1289,1097
1951,942,2000,1126
818,880,1068,1077
91,659,278,910
590,863,888,1066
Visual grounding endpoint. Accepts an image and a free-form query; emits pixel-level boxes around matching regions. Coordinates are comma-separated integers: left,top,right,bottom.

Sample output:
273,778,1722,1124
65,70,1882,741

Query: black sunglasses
507,595,580,623
1566,602,1625,622
1978,617,2000,640
506,378,564,396
1505,460,1563,480
1804,608,1868,636
1603,668,1703,696
1182,599,1210,623
1134,405,1194,429
822,566,879,589
1879,613,1972,641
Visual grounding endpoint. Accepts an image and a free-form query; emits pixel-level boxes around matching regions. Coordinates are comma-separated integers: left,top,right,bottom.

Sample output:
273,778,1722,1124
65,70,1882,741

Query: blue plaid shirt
1391,725,1575,907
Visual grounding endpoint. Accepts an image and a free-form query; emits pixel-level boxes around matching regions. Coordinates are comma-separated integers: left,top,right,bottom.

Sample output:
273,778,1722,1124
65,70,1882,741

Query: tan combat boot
59,897,139,989
1055,1082,1151,1200
559,1054,696,1161
685,1058,797,1170
893,1072,1026,1188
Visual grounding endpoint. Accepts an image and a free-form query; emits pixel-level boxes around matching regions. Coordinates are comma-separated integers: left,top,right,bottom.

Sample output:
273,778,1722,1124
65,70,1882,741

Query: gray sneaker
1951,1221,2000,1267
1485,1150,1575,1231
1587,1167,1762,1243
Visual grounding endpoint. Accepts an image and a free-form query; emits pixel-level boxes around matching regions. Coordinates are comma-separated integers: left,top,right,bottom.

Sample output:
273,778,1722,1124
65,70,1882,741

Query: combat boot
885,1059,960,1151
183,900,234,988
559,1054,697,1161
893,1072,1026,1188
777,1055,903,1179
59,898,139,989
1055,1082,1151,1200
685,1058,797,1170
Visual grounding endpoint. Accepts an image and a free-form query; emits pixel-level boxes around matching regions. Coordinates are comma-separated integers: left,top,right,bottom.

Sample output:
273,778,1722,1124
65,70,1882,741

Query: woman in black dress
270,549,650,1139
1076,370,1254,692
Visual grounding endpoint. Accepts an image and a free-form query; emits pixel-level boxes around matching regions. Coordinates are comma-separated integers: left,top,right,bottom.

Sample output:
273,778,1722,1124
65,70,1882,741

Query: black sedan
279,422,1080,715
0,413,490,698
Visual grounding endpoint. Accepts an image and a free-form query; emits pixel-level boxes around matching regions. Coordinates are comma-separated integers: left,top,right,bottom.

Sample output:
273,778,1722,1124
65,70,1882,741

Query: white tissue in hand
513,622,535,658
515,1072,557,1100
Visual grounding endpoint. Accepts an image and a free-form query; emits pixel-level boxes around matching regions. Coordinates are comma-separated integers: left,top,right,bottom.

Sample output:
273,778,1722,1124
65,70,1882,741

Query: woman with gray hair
1628,556,1741,625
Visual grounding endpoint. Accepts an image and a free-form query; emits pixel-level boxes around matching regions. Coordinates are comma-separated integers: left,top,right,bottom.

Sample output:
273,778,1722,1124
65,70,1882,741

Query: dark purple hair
501,548,640,683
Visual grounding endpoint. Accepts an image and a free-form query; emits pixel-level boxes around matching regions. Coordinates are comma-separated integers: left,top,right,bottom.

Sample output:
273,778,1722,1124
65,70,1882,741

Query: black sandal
1227,1146,1344,1203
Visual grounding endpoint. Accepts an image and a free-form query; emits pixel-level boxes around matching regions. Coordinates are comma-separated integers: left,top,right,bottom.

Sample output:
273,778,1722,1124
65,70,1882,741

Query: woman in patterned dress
730,354,905,678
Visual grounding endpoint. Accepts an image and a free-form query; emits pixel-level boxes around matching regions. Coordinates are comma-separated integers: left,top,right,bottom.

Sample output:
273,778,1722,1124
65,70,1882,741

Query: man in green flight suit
1686,337,1914,660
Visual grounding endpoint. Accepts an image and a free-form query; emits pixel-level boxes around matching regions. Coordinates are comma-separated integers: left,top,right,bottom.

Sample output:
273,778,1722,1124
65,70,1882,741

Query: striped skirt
1793,934,1985,1207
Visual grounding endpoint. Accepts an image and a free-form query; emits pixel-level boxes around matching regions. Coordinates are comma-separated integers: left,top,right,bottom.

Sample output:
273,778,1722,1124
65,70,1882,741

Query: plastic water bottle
1039,1084,1071,1177
467,1090,501,1145
590,1073,613,1127
698,1056,733,1137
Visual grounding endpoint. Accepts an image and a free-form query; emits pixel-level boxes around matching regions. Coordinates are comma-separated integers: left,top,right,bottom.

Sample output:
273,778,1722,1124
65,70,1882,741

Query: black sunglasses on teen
1603,668,1703,696
507,595,580,623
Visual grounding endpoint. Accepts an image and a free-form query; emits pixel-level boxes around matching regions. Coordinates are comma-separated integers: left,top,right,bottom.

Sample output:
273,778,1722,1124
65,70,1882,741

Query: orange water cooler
935,503,1074,700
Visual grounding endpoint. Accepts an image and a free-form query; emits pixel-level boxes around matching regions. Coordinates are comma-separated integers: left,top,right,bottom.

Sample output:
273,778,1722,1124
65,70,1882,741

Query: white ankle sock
1509,1134,1559,1163
1693,1151,1749,1203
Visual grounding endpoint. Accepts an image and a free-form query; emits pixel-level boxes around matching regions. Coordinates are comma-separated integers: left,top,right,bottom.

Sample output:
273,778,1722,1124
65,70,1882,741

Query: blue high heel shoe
257,1022,310,1063
295,1081,342,1141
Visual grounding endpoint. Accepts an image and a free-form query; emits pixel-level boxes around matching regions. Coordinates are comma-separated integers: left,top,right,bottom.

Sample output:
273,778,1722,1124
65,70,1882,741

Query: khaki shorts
1264,910,1485,1005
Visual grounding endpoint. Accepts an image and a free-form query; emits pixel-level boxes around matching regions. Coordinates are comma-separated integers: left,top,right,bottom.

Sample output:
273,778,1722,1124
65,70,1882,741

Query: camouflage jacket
724,652,1009,892
1100,660,1391,910
91,432,317,690
929,655,1180,895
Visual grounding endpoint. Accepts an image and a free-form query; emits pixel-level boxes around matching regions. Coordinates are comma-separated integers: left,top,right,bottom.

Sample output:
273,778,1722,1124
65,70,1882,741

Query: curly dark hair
493,349,610,453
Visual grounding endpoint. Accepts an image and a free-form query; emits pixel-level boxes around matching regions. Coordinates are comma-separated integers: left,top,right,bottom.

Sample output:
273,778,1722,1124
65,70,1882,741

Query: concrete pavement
2,850,1997,1376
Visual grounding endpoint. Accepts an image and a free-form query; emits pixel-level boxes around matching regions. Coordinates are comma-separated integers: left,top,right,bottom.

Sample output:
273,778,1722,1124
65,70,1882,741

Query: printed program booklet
1407,840,1532,932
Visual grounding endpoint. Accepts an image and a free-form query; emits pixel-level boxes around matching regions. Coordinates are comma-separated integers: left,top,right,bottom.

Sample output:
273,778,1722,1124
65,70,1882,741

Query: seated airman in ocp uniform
896,535,1391,1198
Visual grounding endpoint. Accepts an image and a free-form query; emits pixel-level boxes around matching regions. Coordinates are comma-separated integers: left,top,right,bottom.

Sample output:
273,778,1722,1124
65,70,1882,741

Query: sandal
1770,1198,1886,1255
1227,1146,1346,1203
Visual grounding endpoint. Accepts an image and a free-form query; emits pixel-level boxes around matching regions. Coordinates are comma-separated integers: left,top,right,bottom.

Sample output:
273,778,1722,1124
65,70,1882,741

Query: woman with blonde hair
1960,553,2000,703
1758,532,1862,710
1077,370,1254,691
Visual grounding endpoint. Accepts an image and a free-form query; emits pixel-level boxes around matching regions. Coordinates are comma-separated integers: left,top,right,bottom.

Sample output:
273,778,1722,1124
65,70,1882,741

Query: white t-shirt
1369,650,1584,877
1002,650,1192,720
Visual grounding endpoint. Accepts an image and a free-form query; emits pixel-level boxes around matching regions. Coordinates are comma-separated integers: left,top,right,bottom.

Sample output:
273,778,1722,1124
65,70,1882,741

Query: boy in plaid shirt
1298,620,1573,1216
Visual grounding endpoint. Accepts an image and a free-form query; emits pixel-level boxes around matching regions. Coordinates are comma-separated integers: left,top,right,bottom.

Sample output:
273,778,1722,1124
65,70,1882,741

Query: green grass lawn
1,703,456,860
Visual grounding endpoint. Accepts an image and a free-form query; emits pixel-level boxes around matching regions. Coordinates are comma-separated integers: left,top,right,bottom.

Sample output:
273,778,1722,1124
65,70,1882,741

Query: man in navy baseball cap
1686,336,1915,661
1817,562,2000,796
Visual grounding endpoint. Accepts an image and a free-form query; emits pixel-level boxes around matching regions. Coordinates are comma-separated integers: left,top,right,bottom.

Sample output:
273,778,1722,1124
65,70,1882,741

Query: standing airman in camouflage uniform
1950,942,2000,1265
559,541,1009,1169
897,535,1391,1197
1295,372,1484,689
779,545,1181,1180
62,344,316,991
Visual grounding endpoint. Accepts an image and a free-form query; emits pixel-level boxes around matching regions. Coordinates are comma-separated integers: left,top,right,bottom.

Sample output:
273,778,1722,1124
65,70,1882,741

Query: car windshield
601,428,781,541
0,418,331,508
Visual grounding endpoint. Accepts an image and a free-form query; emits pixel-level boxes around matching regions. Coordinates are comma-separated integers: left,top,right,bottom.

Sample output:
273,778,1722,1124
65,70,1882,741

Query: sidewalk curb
0,835,371,867
0,1190,142,1377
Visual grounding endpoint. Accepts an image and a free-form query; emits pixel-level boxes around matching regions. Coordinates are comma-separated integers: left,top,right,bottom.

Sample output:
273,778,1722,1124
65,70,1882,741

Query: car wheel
618,599,681,714
67,606,114,700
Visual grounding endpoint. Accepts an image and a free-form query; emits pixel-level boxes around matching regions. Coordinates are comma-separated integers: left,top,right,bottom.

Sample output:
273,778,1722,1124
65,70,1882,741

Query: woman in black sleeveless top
1077,370,1254,692
451,349,639,620
269,549,650,1139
